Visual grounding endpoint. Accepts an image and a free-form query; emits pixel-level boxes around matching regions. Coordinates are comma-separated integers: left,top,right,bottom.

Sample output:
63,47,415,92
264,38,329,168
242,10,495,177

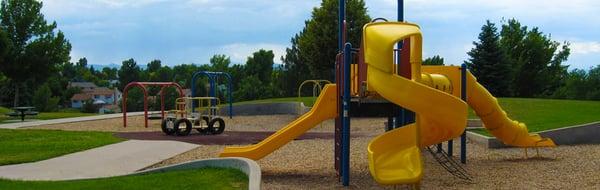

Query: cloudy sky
41,0,600,69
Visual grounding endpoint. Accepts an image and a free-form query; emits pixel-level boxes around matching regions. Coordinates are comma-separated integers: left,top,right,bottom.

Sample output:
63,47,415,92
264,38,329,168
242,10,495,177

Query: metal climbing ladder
426,146,473,181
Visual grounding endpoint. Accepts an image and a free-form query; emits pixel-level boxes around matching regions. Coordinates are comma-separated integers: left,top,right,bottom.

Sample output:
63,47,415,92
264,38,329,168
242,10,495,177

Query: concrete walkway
0,140,199,180
0,112,145,129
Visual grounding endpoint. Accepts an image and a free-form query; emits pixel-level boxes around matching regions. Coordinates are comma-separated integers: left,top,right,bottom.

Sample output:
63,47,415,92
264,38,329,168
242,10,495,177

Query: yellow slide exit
219,84,338,160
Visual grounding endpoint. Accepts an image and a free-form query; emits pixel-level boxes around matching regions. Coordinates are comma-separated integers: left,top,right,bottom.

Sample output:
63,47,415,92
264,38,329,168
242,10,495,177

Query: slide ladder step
426,146,473,181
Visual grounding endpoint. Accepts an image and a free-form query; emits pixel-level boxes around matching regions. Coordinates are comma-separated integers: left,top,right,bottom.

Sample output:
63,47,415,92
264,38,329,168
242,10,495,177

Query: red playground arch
122,82,185,128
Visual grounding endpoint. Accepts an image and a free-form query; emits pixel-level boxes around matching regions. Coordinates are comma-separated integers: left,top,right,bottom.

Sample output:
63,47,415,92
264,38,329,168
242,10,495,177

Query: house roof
68,82,98,89
81,87,115,95
71,94,93,101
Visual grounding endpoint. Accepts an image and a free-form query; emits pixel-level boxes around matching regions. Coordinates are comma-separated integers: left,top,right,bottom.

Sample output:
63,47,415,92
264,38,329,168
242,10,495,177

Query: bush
81,100,99,113
32,83,59,112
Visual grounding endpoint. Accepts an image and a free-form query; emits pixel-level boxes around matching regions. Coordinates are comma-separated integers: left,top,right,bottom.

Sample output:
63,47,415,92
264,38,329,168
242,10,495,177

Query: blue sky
41,0,600,69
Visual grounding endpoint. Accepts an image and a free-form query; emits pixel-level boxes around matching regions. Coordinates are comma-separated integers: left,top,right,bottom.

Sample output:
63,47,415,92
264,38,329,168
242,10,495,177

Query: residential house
71,87,119,110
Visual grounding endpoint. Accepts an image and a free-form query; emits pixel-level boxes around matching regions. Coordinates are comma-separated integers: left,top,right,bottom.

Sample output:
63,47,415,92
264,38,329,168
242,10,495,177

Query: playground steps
426,146,472,181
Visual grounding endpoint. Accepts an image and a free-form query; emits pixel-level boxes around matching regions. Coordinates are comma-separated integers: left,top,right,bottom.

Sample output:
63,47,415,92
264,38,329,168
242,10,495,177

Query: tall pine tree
282,0,370,87
465,20,512,96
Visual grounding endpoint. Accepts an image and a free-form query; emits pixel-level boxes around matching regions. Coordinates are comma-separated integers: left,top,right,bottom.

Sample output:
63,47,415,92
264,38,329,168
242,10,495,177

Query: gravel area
28,114,386,133
26,114,600,189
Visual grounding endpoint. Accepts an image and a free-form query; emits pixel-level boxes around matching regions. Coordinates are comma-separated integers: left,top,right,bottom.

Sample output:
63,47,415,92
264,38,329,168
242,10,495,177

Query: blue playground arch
191,71,233,118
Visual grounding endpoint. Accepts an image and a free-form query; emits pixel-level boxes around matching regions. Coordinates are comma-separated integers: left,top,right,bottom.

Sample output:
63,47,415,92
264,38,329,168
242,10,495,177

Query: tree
117,58,140,91
209,54,231,72
423,55,444,65
101,67,118,80
465,20,512,96
0,29,9,65
32,83,58,112
245,49,274,84
234,75,263,101
147,59,162,73
280,33,311,96
499,19,570,97
0,0,71,106
285,0,371,81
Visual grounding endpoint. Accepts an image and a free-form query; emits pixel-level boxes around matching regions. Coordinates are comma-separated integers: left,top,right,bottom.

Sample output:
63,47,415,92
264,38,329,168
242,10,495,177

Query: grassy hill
237,97,600,133
471,98,600,135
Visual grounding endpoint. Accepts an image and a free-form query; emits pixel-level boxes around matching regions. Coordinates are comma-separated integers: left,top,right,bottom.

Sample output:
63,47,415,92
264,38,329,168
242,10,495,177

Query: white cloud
571,41,600,54
372,0,600,22
219,43,287,64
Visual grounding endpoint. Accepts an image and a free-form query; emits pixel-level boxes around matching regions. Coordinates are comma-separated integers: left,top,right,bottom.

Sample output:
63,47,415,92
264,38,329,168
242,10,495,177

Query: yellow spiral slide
365,22,555,185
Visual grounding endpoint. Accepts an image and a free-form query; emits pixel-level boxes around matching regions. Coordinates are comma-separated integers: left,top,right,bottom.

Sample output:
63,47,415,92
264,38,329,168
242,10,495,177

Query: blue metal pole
341,43,352,186
460,64,467,164
338,0,345,52
398,0,403,21
223,73,233,118
210,75,216,109
448,140,453,156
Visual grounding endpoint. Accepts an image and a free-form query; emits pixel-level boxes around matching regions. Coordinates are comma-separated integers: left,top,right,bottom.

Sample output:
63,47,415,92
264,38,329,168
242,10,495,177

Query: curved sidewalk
0,140,199,180
0,112,145,129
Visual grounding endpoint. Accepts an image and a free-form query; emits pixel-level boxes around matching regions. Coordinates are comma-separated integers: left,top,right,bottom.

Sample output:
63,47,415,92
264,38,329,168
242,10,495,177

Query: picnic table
6,107,38,122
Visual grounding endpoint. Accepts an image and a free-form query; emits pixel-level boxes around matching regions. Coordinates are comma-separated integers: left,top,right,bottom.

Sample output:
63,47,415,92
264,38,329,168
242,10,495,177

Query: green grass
0,111,95,123
0,129,123,165
0,167,248,190
471,98,600,136
234,96,318,107
0,106,10,114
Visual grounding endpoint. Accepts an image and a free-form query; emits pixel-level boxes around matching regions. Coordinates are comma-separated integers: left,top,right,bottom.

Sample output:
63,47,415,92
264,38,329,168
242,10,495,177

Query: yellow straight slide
465,72,556,147
363,22,469,185
219,84,338,160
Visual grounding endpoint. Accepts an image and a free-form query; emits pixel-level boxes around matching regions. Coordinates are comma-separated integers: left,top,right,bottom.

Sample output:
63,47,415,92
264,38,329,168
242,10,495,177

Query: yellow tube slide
422,66,556,147
465,72,556,147
219,84,338,160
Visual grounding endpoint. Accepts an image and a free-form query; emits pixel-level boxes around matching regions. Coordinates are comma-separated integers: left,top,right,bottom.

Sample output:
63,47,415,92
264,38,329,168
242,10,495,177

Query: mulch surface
114,131,374,145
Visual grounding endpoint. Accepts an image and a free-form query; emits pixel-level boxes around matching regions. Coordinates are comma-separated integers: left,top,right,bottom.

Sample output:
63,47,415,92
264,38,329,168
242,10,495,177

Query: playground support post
341,42,352,186
460,64,468,164
335,0,346,183
122,82,184,128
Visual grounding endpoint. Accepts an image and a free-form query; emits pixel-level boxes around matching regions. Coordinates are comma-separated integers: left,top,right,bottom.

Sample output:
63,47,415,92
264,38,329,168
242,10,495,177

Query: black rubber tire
161,118,176,135
207,118,225,135
174,119,192,136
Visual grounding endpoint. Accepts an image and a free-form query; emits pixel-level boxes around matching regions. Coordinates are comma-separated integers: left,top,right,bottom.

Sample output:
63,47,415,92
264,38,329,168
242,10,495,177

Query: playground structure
191,71,233,118
122,82,185,128
219,0,556,187
161,97,225,136
122,71,233,129
297,80,331,114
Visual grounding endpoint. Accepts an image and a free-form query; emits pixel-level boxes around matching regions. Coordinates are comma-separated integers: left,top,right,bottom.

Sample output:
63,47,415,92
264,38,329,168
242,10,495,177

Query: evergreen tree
465,20,512,96
117,58,141,91
283,0,371,82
